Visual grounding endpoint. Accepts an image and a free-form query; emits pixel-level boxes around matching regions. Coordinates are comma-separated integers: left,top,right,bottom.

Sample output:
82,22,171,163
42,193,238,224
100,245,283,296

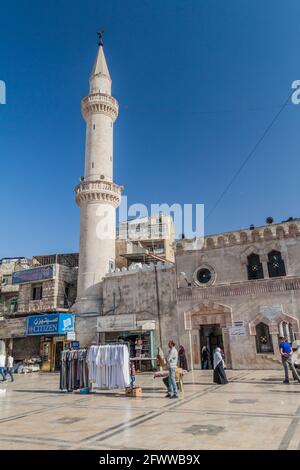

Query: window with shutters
267,251,286,278
255,322,274,353
247,253,264,280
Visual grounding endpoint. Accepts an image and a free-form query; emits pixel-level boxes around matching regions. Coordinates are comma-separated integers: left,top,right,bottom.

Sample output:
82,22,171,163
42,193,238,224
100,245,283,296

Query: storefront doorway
54,340,65,371
102,330,156,371
199,324,224,369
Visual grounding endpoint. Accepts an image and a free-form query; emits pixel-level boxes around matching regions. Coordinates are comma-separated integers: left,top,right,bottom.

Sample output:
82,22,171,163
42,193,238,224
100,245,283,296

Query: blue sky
1,0,300,258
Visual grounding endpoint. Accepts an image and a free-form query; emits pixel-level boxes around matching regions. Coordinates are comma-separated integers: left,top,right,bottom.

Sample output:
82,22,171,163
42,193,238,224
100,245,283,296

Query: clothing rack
59,348,89,392
87,344,131,390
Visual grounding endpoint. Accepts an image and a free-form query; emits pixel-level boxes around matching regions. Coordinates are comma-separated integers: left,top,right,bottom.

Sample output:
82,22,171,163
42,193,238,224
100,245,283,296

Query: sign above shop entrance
26,313,74,336
97,314,137,332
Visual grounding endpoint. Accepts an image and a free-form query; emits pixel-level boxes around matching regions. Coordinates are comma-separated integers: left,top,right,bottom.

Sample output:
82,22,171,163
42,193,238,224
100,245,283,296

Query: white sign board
234,320,244,327
97,314,137,332
67,332,76,341
229,326,246,337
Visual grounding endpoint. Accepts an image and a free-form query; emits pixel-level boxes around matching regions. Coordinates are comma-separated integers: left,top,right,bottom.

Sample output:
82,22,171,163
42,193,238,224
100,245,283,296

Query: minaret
74,33,122,316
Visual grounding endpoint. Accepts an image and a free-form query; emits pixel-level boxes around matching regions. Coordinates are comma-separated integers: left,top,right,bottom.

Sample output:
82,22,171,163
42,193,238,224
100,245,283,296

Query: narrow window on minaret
92,162,94,169
93,124,95,130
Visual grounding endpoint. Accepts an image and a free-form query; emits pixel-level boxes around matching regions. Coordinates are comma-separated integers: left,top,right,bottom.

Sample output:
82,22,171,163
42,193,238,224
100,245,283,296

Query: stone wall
75,263,178,352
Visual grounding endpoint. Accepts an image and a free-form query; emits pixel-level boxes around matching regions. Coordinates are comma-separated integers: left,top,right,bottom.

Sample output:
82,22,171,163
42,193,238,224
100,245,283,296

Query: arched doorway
184,301,233,369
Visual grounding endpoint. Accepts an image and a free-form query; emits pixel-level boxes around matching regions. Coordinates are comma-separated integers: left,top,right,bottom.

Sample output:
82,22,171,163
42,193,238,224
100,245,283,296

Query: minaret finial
97,31,104,47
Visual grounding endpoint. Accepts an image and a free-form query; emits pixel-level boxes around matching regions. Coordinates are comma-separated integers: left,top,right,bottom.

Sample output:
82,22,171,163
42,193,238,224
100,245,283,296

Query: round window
196,268,212,284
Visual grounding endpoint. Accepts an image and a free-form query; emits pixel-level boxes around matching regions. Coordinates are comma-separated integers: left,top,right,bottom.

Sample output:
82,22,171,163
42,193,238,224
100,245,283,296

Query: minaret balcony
81,93,119,121
75,179,123,207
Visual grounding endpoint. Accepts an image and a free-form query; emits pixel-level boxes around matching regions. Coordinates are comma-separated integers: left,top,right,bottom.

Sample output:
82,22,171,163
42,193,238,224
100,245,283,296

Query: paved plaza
0,369,300,450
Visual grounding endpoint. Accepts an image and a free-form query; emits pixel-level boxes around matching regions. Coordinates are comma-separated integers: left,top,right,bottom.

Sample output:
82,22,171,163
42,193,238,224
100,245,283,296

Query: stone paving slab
0,370,299,450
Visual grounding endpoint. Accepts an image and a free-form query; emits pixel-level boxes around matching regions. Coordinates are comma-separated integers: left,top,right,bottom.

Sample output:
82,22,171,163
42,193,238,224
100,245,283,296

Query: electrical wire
205,90,294,221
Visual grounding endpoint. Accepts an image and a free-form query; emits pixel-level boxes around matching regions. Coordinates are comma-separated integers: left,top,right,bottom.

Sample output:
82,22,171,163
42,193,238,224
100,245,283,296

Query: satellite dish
266,217,274,224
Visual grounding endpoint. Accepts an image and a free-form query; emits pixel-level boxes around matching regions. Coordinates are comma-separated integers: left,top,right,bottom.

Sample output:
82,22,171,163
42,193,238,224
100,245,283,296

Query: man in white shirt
166,340,179,399
0,352,7,382
7,352,14,382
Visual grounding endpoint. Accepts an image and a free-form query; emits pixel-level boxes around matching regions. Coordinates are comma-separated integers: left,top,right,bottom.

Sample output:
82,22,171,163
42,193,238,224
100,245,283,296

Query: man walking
6,351,14,382
0,350,7,382
166,340,178,399
279,337,300,384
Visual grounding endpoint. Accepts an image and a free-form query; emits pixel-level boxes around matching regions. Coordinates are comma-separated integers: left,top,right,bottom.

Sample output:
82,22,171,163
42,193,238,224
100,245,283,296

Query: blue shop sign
12,265,55,285
26,313,75,336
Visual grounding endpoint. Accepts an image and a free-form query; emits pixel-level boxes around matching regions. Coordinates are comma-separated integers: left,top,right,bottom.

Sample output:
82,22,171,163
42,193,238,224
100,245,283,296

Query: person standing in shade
178,345,188,371
213,347,228,385
0,351,7,382
279,337,300,384
166,340,179,399
201,346,209,370
6,352,14,382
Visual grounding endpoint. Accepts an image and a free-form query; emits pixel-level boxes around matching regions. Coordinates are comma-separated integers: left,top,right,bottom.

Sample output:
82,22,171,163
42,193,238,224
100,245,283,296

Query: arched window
247,253,264,280
255,322,274,353
267,251,286,278
279,321,295,343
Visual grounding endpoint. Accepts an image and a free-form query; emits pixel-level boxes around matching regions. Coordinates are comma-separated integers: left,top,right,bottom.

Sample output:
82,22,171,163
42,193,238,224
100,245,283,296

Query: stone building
0,253,78,369
76,261,176,368
77,218,300,371
176,218,300,370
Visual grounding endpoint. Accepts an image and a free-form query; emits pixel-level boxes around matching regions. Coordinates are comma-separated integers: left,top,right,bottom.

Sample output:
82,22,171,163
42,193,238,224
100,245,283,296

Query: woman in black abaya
213,347,228,385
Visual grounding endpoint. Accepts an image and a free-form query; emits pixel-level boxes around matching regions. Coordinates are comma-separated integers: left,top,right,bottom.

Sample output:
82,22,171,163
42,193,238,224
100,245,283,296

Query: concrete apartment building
116,215,175,269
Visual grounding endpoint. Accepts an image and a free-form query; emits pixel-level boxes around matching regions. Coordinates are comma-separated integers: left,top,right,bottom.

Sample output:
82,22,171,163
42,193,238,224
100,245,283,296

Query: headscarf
178,345,188,371
213,347,223,369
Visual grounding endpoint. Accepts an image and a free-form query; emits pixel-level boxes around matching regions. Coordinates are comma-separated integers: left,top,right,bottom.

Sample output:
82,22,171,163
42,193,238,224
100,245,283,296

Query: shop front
97,314,156,371
26,313,75,372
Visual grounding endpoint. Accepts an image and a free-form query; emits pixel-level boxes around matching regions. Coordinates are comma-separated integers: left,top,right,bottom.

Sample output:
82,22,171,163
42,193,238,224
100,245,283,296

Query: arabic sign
26,313,74,336
229,326,246,337
97,314,136,332
12,265,55,284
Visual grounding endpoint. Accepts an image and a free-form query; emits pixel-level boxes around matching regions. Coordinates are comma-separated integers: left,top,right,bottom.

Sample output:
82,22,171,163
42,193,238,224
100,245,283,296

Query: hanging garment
59,349,89,391
87,344,130,390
